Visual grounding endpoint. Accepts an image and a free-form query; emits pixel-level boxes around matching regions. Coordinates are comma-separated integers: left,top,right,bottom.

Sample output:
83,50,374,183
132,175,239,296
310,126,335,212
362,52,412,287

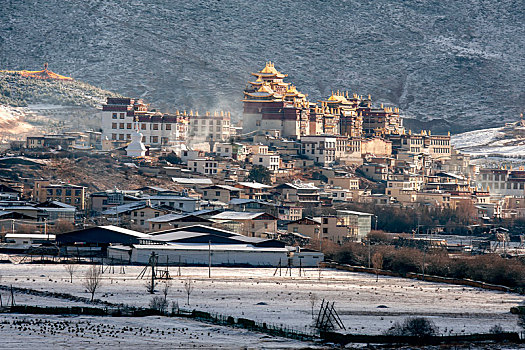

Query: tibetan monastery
242,62,405,139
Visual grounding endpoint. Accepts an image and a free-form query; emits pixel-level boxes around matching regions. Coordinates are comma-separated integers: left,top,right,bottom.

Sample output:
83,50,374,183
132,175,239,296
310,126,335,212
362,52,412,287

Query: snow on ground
451,127,504,149
0,264,522,337
0,314,318,349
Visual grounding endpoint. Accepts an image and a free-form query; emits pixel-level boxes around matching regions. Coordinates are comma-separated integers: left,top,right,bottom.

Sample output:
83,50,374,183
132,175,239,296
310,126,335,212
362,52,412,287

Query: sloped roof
236,182,272,189
229,198,276,206
56,225,151,245
172,177,213,185
101,201,148,215
147,213,212,223
35,201,76,209
211,211,268,220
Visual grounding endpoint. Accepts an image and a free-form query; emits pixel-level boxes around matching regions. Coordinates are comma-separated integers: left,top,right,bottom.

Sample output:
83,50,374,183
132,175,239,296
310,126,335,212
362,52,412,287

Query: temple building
242,62,405,141
359,102,405,137
242,62,311,139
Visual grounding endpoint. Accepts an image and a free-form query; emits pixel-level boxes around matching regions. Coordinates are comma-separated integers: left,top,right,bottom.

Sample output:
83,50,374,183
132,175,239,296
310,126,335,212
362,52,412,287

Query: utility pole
368,239,371,268
208,240,211,278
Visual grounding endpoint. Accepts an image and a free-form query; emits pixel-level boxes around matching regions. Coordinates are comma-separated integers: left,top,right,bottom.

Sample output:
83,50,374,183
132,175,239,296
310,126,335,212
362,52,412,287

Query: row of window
480,182,525,190
112,113,126,119
46,189,83,196
192,120,229,125
46,197,81,204
111,123,173,131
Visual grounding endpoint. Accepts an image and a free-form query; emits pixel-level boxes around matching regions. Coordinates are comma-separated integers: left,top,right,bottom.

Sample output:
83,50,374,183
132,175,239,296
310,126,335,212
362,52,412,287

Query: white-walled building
101,97,189,146
253,153,280,172
188,159,220,176
300,135,338,166
189,111,231,143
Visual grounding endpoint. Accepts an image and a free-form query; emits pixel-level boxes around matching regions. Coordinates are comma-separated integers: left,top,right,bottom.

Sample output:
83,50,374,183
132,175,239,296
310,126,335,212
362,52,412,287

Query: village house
26,134,76,150
235,182,273,200
210,211,278,238
90,189,143,215
252,152,281,172
147,213,214,231
300,135,338,166
360,163,388,182
101,202,171,231
33,180,86,211
200,185,242,204
144,194,200,213
274,181,321,207
35,201,77,223
286,216,353,244
187,158,221,176
228,199,279,218
336,210,373,242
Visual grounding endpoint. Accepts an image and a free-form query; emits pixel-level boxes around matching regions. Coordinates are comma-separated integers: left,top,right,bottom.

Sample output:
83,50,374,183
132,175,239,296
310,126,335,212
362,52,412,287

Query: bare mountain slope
1,0,524,132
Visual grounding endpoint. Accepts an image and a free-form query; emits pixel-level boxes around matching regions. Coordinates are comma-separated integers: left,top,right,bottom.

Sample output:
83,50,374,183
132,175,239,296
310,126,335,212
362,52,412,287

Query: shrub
385,317,438,338
149,296,168,314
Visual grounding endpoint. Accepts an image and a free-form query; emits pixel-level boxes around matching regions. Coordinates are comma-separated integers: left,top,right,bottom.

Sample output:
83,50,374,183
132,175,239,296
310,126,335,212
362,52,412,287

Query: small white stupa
126,122,146,157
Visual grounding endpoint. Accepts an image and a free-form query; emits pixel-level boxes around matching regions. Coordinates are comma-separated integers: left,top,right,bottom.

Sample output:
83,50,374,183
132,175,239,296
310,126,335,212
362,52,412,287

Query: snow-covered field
452,125,525,163
0,263,522,339
0,314,316,349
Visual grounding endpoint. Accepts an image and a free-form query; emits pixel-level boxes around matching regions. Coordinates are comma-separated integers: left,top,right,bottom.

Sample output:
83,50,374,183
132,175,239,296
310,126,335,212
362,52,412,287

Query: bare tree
52,219,75,234
149,296,168,314
309,293,318,319
184,279,194,305
149,280,171,314
63,260,78,283
83,265,102,302
162,280,171,305
372,252,384,282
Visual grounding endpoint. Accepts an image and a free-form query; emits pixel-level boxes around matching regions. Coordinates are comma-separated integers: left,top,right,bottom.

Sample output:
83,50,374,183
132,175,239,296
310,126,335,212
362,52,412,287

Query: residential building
201,185,241,204
300,135,338,166
336,210,373,242
147,213,214,231
210,211,278,238
188,158,220,176
33,180,86,210
189,110,231,143
253,153,280,172
101,202,171,230
275,182,321,207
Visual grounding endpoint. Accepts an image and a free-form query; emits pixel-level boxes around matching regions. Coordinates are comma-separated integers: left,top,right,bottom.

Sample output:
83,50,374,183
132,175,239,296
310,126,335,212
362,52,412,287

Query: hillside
451,118,525,165
1,0,523,133
0,70,120,108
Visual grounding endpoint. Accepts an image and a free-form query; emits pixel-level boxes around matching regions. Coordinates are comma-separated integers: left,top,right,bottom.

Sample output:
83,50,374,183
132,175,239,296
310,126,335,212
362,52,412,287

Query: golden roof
251,61,287,78
326,91,349,104
258,83,274,94
14,63,73,81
